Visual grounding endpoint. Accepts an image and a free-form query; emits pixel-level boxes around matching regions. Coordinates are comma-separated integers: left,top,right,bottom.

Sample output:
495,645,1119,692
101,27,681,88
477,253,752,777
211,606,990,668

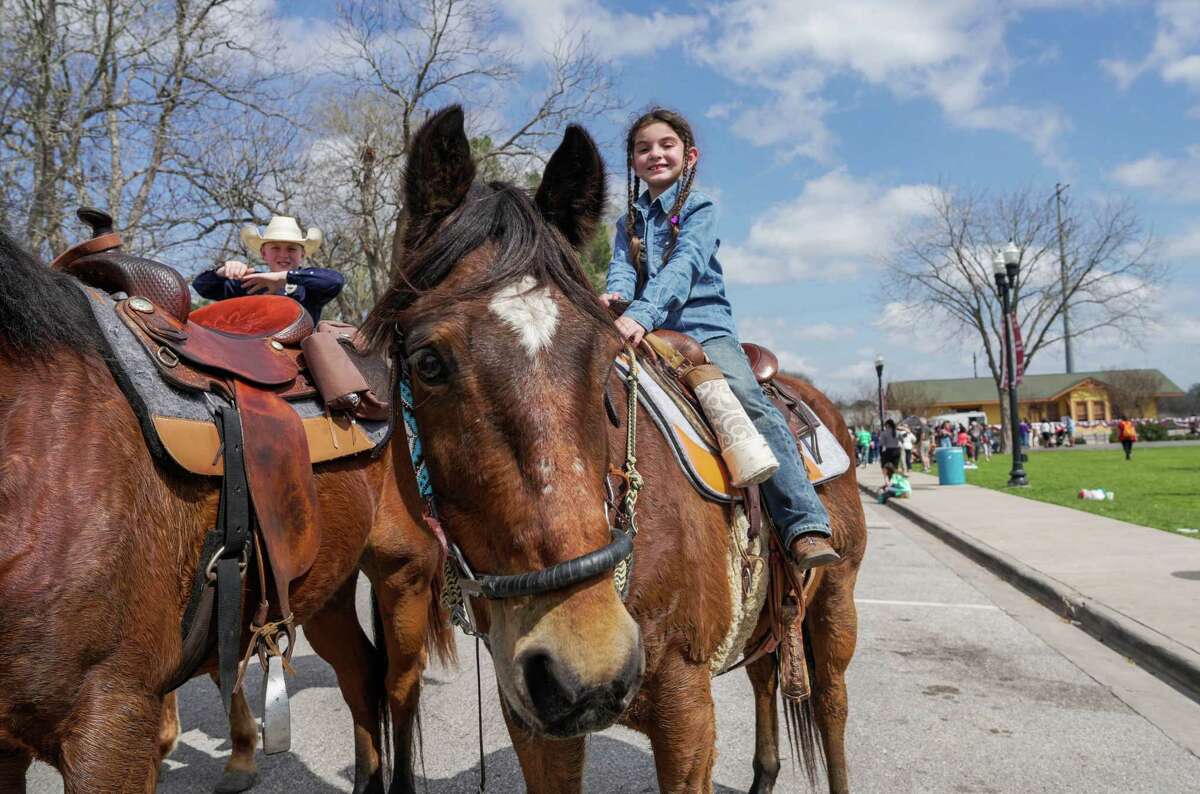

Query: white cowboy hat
240,215,322,257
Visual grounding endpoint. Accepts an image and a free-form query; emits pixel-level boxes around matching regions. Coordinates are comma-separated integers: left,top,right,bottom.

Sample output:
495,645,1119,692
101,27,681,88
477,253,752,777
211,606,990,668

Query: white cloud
1110,145,1200,202
497,0,706,63
1162,221,1200,260
721,170,936,284
734,315,851,378
1101,0,1200,91
696,0,1073,167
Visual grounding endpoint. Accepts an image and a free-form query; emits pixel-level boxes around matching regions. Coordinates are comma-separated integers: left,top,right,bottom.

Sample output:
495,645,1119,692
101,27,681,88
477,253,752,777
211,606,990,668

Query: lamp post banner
1001,311,1025,389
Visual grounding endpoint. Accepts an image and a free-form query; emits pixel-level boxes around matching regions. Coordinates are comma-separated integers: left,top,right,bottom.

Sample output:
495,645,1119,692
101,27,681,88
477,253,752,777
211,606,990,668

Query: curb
859,480,1200,706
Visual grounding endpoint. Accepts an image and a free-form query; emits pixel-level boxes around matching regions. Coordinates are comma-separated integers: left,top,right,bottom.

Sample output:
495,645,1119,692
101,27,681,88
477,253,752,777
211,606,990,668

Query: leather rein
398,342,644,642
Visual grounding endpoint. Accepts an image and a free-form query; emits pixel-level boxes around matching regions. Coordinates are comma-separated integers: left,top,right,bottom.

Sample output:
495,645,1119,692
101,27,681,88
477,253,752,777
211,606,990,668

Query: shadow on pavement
159,654,355,793
418,735,744,794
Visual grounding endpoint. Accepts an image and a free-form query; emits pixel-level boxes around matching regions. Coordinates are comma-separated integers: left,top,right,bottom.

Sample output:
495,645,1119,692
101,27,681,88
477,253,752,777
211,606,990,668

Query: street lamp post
993,243,1029,487
874,355,885,432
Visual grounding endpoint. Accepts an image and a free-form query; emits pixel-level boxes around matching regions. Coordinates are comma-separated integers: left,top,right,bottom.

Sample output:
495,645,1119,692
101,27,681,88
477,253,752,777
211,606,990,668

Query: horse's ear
535,125,607,249
403,105,476,250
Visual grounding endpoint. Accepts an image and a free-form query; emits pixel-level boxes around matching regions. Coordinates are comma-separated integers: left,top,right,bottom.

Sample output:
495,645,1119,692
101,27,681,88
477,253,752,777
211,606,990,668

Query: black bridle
397,345,644,640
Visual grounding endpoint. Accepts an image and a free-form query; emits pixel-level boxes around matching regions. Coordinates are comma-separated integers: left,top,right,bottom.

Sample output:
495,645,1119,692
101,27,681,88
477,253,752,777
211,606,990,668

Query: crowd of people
1016,418,1076,449
851,418,996,474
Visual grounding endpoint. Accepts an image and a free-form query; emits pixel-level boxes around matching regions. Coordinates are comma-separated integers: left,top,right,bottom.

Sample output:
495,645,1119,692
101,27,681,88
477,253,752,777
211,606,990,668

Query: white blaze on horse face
488,276,559,358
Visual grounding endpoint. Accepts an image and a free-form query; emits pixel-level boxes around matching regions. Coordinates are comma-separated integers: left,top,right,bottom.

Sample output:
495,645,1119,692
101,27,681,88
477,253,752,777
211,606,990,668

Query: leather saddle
53,207,389,705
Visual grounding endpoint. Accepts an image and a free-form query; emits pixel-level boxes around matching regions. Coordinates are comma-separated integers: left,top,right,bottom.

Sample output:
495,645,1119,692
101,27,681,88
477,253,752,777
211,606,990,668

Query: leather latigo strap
233,380,321,588
768,379,822,464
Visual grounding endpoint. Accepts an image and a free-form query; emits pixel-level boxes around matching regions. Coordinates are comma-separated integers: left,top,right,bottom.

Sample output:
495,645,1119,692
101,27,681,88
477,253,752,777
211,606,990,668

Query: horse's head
368,107,642,737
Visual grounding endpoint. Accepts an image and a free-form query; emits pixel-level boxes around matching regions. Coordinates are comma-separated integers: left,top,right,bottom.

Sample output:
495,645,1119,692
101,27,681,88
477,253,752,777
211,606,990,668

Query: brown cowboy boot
790,534,840,571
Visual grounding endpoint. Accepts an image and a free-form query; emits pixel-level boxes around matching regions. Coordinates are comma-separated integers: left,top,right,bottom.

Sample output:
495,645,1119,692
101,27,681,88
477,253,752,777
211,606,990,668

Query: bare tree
887,382,937,419
0,0,305,260
880,185,1164,448
1101,369,1166,418
288,0,617,321
835,379,882,430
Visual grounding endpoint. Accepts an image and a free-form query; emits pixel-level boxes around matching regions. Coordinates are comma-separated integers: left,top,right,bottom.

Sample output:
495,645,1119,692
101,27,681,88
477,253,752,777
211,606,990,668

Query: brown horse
364,106,866,793
0,230,450,793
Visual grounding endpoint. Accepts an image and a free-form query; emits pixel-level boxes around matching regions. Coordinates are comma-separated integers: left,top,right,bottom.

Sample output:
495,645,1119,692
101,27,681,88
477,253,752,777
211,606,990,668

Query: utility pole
1055,183,1074,373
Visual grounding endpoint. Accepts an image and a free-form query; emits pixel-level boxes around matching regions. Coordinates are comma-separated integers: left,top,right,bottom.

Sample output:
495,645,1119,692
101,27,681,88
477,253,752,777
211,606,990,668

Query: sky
280,0,1199,397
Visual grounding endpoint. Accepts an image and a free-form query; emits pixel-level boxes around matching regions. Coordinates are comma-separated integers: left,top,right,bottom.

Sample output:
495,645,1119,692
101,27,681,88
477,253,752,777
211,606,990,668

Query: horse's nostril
523,652,579,719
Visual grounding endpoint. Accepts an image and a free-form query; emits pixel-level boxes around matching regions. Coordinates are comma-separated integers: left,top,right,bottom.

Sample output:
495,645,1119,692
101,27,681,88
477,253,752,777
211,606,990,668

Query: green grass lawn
959,445,1200,537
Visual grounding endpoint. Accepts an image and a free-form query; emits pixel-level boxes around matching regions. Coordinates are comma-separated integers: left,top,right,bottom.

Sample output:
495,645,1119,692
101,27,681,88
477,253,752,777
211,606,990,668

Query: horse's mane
365,181,613,349
0,229,101,359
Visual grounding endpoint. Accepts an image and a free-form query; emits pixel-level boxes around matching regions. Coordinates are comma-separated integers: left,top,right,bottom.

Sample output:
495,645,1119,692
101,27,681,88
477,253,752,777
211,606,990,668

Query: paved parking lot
29,497,1200,792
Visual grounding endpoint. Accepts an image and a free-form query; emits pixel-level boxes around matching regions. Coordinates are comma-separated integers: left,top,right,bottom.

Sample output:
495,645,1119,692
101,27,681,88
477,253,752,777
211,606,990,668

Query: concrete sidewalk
856,464,1200,703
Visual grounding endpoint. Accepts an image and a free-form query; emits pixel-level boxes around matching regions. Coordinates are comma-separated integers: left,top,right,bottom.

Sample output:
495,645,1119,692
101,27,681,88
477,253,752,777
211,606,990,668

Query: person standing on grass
967,420,982,462
1118,416,1138,460
918,422,933,472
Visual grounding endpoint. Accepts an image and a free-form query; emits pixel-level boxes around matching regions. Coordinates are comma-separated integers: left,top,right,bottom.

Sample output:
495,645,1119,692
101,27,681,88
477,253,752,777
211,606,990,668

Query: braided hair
624,108,697,289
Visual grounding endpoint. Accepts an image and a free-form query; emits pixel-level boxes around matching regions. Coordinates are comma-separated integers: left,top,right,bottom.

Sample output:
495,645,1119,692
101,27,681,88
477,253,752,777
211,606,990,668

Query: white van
929,411,988,429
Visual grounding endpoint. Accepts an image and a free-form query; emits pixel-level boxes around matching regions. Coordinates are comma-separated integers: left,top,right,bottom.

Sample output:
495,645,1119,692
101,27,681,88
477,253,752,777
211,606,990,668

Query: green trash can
935,446,966,485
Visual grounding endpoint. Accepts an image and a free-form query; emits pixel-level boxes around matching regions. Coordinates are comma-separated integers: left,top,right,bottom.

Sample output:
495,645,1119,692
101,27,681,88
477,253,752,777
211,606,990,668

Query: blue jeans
702,336,832,544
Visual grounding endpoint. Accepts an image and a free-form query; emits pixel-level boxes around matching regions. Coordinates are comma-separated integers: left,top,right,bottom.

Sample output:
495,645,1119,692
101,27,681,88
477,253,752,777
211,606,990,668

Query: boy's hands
598,292,622,308
614,315,646,346
215,259,288,294
217,259,252,279
239,270,287,294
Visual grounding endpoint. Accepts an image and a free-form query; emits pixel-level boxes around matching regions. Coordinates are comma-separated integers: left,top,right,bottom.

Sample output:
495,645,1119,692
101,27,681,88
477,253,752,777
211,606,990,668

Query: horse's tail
370,587,394,786
781,620,828,787
0,229,100,359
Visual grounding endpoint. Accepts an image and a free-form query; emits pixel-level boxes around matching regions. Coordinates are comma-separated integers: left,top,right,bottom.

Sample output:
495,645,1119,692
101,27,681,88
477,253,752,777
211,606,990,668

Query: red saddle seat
190,295,314,346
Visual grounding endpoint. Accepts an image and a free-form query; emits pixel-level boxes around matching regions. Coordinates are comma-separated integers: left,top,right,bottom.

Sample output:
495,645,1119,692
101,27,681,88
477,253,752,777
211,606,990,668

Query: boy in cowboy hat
193,215,344,321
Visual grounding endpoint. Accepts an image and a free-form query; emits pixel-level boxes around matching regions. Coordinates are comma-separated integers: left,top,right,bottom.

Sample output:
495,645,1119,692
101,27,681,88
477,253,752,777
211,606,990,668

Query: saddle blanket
616,355,851,503
80,285,389,476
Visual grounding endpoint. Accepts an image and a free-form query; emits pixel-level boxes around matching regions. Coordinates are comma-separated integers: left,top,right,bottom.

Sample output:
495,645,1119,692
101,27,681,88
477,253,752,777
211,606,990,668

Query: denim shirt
605,181,738,343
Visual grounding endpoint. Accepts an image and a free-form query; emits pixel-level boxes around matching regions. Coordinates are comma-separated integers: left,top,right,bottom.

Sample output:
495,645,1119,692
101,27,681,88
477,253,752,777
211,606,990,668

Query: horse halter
397,341,644,641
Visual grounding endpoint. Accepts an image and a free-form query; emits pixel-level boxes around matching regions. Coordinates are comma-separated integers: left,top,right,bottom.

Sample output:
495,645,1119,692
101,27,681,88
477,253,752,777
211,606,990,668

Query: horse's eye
410,348,449,384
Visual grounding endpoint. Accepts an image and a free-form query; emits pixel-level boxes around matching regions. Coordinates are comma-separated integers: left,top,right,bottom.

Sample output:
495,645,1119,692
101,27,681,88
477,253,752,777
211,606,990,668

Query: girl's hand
615,315,646,346
239,270,288,294
598,292,622,308
218,259,251,279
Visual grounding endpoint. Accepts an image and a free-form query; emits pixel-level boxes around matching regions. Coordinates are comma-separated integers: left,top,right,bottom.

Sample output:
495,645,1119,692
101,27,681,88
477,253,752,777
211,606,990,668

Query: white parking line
855,598,999,610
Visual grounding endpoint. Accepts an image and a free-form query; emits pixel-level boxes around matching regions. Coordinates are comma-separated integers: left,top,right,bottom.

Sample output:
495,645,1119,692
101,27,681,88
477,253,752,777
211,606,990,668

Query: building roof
888,369,1184,405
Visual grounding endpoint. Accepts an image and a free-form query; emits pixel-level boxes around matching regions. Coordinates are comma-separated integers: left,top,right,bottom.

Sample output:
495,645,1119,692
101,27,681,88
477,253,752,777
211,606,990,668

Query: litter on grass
1179,528,1199,534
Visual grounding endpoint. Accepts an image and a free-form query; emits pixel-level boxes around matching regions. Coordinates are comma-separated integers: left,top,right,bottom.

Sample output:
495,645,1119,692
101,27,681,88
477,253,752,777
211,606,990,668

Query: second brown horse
365,106,867,793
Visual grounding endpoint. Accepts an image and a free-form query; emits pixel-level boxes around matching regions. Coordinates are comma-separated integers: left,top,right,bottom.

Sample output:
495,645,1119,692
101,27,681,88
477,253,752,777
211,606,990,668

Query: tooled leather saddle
53,207,390,719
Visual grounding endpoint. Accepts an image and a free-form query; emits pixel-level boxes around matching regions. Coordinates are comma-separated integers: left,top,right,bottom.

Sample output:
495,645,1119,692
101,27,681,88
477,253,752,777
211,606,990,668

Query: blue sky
282,0,1198,396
